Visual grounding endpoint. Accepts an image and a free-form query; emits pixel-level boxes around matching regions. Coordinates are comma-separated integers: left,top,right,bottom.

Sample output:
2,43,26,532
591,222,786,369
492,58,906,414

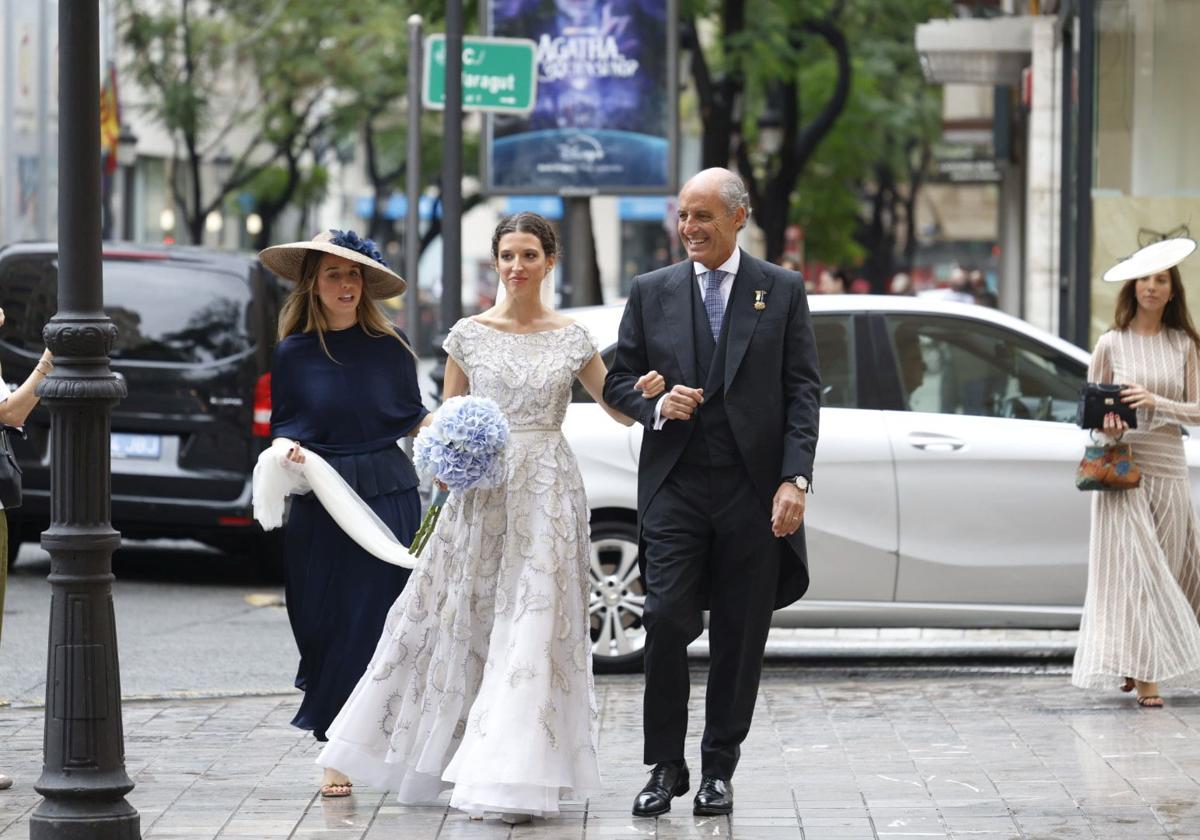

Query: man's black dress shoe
632,761,690,817
693,775,733,816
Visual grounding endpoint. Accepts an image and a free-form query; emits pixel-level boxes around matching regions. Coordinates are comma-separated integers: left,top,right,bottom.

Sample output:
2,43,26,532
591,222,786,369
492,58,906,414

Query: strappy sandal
1136,695,1164,708
320,781,353,798
1120,677,1136,693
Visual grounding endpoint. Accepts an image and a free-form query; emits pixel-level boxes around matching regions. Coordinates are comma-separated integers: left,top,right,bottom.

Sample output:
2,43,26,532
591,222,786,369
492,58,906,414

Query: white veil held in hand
252,439,419,569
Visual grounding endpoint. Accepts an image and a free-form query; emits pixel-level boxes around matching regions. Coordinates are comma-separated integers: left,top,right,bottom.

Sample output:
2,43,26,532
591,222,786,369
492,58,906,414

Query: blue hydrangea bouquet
409,396,510,556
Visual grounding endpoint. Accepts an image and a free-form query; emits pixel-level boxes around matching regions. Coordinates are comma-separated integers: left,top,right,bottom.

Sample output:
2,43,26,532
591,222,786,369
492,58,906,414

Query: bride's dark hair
491,212,559,261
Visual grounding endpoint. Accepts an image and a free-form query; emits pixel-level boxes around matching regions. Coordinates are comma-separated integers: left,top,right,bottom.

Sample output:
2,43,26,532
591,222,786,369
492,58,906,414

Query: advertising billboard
485,0,677,195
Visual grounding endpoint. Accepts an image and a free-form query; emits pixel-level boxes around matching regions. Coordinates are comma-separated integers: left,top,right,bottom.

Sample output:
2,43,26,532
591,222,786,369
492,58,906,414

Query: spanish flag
99,63,119,175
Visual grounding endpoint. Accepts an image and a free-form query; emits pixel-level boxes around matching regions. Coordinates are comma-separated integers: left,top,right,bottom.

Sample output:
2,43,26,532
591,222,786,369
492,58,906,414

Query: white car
565,295,1200,672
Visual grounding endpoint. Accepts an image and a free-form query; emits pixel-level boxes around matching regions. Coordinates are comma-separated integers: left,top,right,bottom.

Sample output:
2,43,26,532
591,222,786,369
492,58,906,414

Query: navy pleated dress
270,325,427,740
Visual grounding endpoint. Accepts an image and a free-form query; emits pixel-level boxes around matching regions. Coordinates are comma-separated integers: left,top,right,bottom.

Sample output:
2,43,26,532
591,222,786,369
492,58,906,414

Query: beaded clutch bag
1075,442,1141,492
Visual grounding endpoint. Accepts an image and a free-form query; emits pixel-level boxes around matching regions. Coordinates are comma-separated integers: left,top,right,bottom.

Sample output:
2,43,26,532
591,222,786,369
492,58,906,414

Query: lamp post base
29,799,140,840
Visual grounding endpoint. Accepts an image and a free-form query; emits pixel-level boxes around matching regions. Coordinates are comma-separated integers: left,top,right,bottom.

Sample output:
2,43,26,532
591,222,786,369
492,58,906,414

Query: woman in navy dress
260,230,428,797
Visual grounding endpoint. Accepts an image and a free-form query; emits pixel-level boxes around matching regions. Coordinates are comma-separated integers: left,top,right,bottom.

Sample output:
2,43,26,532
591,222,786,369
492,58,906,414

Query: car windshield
2,257,253,365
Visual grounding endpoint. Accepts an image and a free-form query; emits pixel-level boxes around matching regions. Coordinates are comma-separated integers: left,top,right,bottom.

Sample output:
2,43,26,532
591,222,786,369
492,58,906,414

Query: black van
0,242,289,570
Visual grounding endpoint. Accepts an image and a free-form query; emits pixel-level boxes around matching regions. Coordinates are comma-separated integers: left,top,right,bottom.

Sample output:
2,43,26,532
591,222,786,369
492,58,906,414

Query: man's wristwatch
786,475,809,492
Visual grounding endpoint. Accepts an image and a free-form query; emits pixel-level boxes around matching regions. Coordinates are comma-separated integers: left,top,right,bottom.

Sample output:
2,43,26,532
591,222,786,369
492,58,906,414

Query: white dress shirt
651,250,741,429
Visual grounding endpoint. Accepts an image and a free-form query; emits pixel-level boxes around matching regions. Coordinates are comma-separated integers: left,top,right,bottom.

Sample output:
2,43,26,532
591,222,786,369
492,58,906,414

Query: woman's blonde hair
277,251,416,361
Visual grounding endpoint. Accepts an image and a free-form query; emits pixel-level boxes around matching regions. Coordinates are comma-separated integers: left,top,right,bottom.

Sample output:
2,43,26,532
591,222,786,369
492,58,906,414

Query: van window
0,256,253,364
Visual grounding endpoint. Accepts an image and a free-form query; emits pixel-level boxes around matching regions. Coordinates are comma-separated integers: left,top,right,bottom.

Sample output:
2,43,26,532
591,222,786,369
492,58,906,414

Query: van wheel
589,518,646,674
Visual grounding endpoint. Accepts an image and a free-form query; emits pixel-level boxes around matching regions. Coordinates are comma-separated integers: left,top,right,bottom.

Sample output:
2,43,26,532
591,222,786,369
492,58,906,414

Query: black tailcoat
602,250,821,608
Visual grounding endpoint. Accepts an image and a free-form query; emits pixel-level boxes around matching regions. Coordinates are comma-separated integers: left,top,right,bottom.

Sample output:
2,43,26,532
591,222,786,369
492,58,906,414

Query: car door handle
907,432,965,451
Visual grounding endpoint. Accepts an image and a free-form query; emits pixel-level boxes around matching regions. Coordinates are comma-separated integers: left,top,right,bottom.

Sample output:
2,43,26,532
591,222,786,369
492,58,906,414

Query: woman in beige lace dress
1073,248,1200,707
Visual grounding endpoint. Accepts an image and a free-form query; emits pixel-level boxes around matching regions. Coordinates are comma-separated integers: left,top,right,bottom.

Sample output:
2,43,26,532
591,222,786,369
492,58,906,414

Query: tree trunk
859,164,897,292
734,20,852,261
254,152,303,251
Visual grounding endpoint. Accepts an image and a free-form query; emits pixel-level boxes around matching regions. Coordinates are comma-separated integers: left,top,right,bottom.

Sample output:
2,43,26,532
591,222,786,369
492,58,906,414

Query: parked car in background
0,242,289,572
565,295,1200,672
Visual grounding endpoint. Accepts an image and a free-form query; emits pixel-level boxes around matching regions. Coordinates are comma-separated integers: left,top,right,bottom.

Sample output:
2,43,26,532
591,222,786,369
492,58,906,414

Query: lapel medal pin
754,290,767,311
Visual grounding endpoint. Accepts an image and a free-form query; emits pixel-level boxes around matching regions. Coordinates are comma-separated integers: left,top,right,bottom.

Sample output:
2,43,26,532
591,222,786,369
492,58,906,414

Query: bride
316,212,663,823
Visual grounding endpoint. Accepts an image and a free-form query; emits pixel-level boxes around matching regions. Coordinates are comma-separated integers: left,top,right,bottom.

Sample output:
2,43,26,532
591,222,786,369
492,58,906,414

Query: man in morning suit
603,167,821,817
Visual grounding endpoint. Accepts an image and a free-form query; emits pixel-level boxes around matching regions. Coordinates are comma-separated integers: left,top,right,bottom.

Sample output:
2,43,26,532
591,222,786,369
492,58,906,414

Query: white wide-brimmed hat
259,229,406,298
1102,237,1197,283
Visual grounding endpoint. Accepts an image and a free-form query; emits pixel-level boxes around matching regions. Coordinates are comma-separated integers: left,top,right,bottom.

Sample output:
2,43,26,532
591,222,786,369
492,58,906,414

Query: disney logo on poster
556,134,606,166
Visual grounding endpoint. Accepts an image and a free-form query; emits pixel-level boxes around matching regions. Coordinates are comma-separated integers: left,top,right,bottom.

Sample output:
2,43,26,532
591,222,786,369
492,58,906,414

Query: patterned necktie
703,270,725,339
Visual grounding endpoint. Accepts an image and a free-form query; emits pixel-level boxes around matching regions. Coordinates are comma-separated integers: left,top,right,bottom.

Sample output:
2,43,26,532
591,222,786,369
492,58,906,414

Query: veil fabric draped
253,439,418,568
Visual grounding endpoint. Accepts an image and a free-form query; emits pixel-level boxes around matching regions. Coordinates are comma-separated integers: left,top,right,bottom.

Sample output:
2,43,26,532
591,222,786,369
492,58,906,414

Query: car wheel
589,518,646,674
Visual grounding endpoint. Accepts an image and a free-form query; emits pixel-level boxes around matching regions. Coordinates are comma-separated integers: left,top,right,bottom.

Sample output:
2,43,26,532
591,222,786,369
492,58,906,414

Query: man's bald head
681,168,751,228
677,168,750,269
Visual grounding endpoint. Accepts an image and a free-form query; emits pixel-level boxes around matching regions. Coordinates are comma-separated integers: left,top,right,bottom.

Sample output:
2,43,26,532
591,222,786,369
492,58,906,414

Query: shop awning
915,16,1034,86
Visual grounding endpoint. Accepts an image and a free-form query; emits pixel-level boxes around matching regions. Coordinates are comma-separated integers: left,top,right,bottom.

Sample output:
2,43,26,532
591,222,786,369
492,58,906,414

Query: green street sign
423,35,538,114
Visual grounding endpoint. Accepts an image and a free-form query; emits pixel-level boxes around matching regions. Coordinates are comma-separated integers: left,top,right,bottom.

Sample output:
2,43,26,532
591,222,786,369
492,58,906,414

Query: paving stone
3,671,1200,837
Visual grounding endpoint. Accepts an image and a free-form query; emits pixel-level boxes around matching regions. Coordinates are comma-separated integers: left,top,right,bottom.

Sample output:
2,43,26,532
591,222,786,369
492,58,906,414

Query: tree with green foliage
682,0,852,262
681,0,950,273
120,0,464,250
120,0,284,244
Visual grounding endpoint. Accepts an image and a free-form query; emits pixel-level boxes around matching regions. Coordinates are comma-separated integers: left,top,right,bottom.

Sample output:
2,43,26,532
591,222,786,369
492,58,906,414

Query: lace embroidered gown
1072,329,1200,688
317,318,602,816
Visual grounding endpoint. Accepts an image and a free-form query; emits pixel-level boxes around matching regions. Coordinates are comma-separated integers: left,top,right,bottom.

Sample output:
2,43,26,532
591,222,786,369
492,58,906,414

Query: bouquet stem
410,488,450,558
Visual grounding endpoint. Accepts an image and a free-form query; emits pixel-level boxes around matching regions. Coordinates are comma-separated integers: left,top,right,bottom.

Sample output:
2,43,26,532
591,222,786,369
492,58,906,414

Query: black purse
0,427,24,509
1076,383,1137,430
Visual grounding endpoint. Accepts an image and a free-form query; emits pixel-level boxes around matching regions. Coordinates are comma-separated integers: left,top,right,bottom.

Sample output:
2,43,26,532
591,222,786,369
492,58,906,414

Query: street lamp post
213,149,233,185
429,0,463,398
30,1,137,838
406,14,423,354
211,150,233,246
117,125,138,242
210,149,232,246
441,0,463,335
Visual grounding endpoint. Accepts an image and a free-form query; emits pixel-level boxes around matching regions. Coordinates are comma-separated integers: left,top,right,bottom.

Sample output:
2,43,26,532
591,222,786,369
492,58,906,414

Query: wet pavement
2,666,1199,839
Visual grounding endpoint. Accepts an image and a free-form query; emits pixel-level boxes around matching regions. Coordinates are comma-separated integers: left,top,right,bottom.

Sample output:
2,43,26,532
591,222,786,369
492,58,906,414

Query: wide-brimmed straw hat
1102,237,1197,283
259,229,406,298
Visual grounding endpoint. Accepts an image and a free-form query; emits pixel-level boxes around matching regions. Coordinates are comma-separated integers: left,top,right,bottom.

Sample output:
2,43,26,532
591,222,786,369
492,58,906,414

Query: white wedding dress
317,317,602,817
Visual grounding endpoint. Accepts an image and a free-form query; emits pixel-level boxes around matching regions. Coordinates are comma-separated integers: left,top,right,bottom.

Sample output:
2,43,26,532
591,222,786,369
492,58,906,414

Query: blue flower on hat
328,228,388,267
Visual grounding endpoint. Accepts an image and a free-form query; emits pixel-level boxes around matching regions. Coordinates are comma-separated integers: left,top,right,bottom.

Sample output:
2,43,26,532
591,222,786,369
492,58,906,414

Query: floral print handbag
1075,441,1141,491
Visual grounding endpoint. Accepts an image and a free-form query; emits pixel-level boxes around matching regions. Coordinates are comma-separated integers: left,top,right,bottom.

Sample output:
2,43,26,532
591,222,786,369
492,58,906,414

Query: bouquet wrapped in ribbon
409,395,510,556
252,395,508,568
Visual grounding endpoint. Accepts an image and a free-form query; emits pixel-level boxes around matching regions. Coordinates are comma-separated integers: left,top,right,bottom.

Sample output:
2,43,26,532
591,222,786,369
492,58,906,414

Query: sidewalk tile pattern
2,670,1198,839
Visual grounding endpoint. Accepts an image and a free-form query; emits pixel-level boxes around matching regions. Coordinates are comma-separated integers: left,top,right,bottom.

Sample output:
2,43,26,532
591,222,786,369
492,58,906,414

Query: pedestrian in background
817,267,848,294
889,272,914,295
0,304,54,791
778,259,811,293
258,230,429,797
968,268,998,307
1072,239,1200,707
919,266,975,304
